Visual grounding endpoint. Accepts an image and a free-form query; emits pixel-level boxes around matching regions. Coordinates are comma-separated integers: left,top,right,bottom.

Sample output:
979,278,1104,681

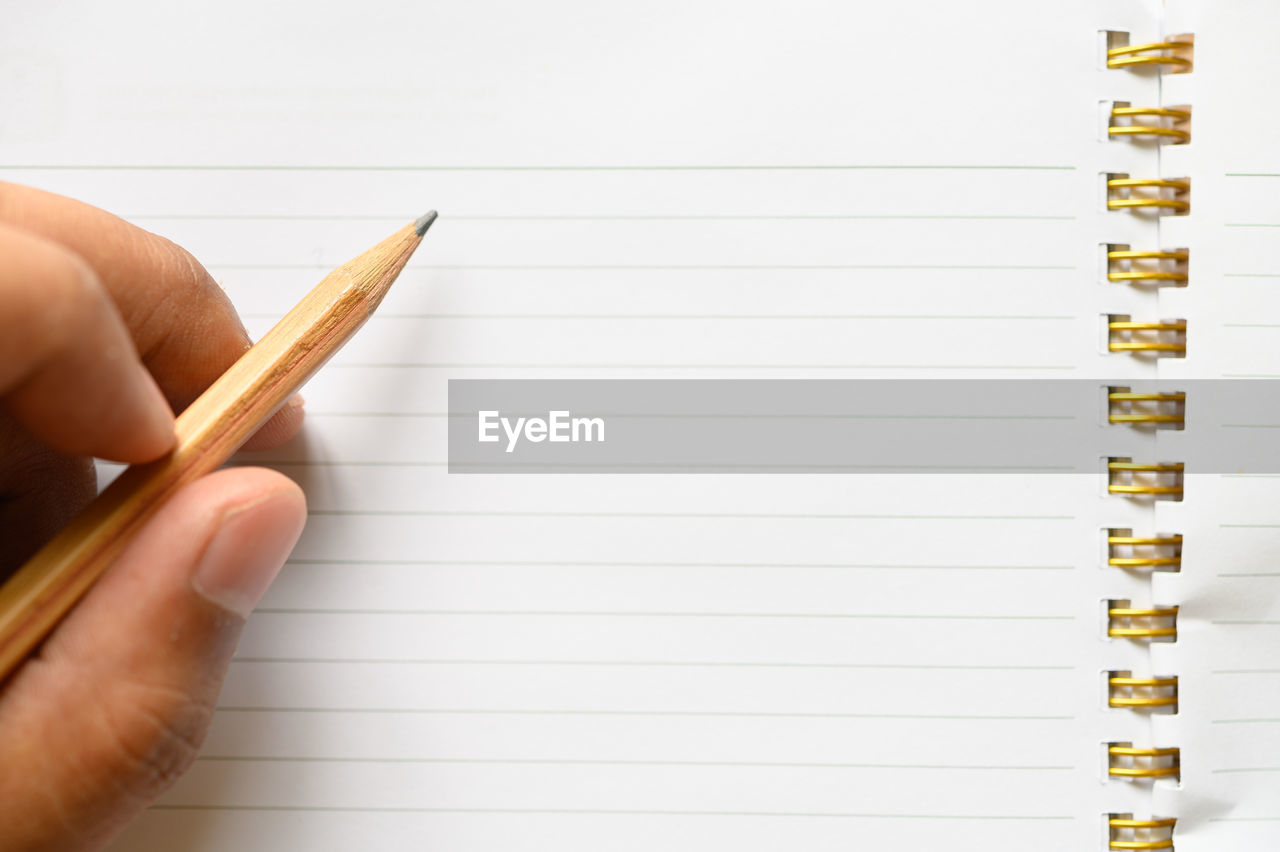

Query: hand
0,182,308,850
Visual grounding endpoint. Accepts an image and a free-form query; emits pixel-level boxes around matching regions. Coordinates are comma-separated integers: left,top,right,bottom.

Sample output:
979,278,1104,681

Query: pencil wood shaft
0,218,430,680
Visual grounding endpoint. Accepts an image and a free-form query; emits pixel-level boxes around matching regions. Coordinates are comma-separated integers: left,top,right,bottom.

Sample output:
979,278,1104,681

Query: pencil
0,211,437,681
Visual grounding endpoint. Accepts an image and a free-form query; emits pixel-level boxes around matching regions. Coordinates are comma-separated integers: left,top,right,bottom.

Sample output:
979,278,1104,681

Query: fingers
0,181,250,411
0,417,96,575
0,467,305,851
0,181,304,450
0,223,174,463
240,393,306,452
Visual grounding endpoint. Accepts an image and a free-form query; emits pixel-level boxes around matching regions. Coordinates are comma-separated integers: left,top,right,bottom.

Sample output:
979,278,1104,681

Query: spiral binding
1107,531,1183,571
1105,35,1194,71
1102,32,1192,850
1108,672,1178,710
1108,745,1180,779
1107,317,1187,356
1107,460,1184,499
1109,105,1191,144
1107,388,1185,428
1108,815,1177,850
1106,247,1189,286
1106,177,1191,214
1108,603,1178,640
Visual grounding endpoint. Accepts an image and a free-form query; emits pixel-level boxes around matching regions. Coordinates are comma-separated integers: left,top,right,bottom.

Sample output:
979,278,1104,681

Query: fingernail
288,393,305,410
192,489,307,617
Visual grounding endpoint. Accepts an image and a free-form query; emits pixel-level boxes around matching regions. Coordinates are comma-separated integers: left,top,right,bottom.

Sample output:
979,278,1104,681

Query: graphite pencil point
414,210,439,236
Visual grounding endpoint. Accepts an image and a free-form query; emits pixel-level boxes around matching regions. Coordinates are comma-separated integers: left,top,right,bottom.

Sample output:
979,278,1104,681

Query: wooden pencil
0,211,437,681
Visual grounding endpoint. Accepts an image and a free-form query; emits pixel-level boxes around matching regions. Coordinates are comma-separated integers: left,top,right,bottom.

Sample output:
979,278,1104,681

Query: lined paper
0,0,1167,848
1150,2,1280,848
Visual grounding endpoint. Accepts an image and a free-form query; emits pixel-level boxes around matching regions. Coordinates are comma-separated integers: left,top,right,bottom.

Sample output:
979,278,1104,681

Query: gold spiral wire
1107,390,1185,425
1108,605,1179,638
1107,41,1193,69
1107,534,1182,569
1109,106,1191,143
1108,675,1178,708
1107,745,1180,778
1108,816,1177,850
1108,320,1187,354
1107,249,1189,285
1107,178,1191,212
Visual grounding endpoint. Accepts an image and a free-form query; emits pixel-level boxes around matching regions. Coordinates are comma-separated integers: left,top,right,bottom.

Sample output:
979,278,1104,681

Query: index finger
0,182,303,449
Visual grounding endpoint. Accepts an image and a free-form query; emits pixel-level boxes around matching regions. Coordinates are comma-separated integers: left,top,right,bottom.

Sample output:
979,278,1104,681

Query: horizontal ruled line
194,756,1072,771
1225,273,1280,279
229,657,1073,670
285,558,1071,571
0,163,1077,172
1213,670,1280,675
147,804,1073,820
300,510,1073,520
243,313,1074,321
1218,573,1280,577
300,412,1077,421
211,263,1075,271
1211,620,1280,626
320,363,1079,371
215,706,1071,721
131,213,1077,222
253,461,1074,471
252,608,1071,620
1213,767,1280,773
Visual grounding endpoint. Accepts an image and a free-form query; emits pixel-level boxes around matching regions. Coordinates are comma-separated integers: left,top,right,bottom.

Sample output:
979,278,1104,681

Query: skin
0,182,309,850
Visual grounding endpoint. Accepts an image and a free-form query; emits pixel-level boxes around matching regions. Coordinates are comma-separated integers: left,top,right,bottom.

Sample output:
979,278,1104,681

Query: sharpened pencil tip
414,210,438,236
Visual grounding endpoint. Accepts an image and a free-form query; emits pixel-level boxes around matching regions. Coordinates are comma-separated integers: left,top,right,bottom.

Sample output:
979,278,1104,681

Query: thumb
0,467,305,852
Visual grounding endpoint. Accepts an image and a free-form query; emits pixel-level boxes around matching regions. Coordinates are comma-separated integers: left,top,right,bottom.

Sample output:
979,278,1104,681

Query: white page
1150,1,1280,848
0,1,1167,849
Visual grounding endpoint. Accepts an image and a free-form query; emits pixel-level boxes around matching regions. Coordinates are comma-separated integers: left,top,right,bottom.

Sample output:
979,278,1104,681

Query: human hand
0,182,308,850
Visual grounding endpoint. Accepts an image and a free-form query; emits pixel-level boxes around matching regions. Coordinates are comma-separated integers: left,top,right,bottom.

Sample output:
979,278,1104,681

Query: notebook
0,0,1274,848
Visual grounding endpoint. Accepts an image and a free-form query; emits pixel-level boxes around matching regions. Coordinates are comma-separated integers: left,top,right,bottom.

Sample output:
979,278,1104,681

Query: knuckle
132,234,219,353
95,679,213,801
130,232,248,406
148,233,211,310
